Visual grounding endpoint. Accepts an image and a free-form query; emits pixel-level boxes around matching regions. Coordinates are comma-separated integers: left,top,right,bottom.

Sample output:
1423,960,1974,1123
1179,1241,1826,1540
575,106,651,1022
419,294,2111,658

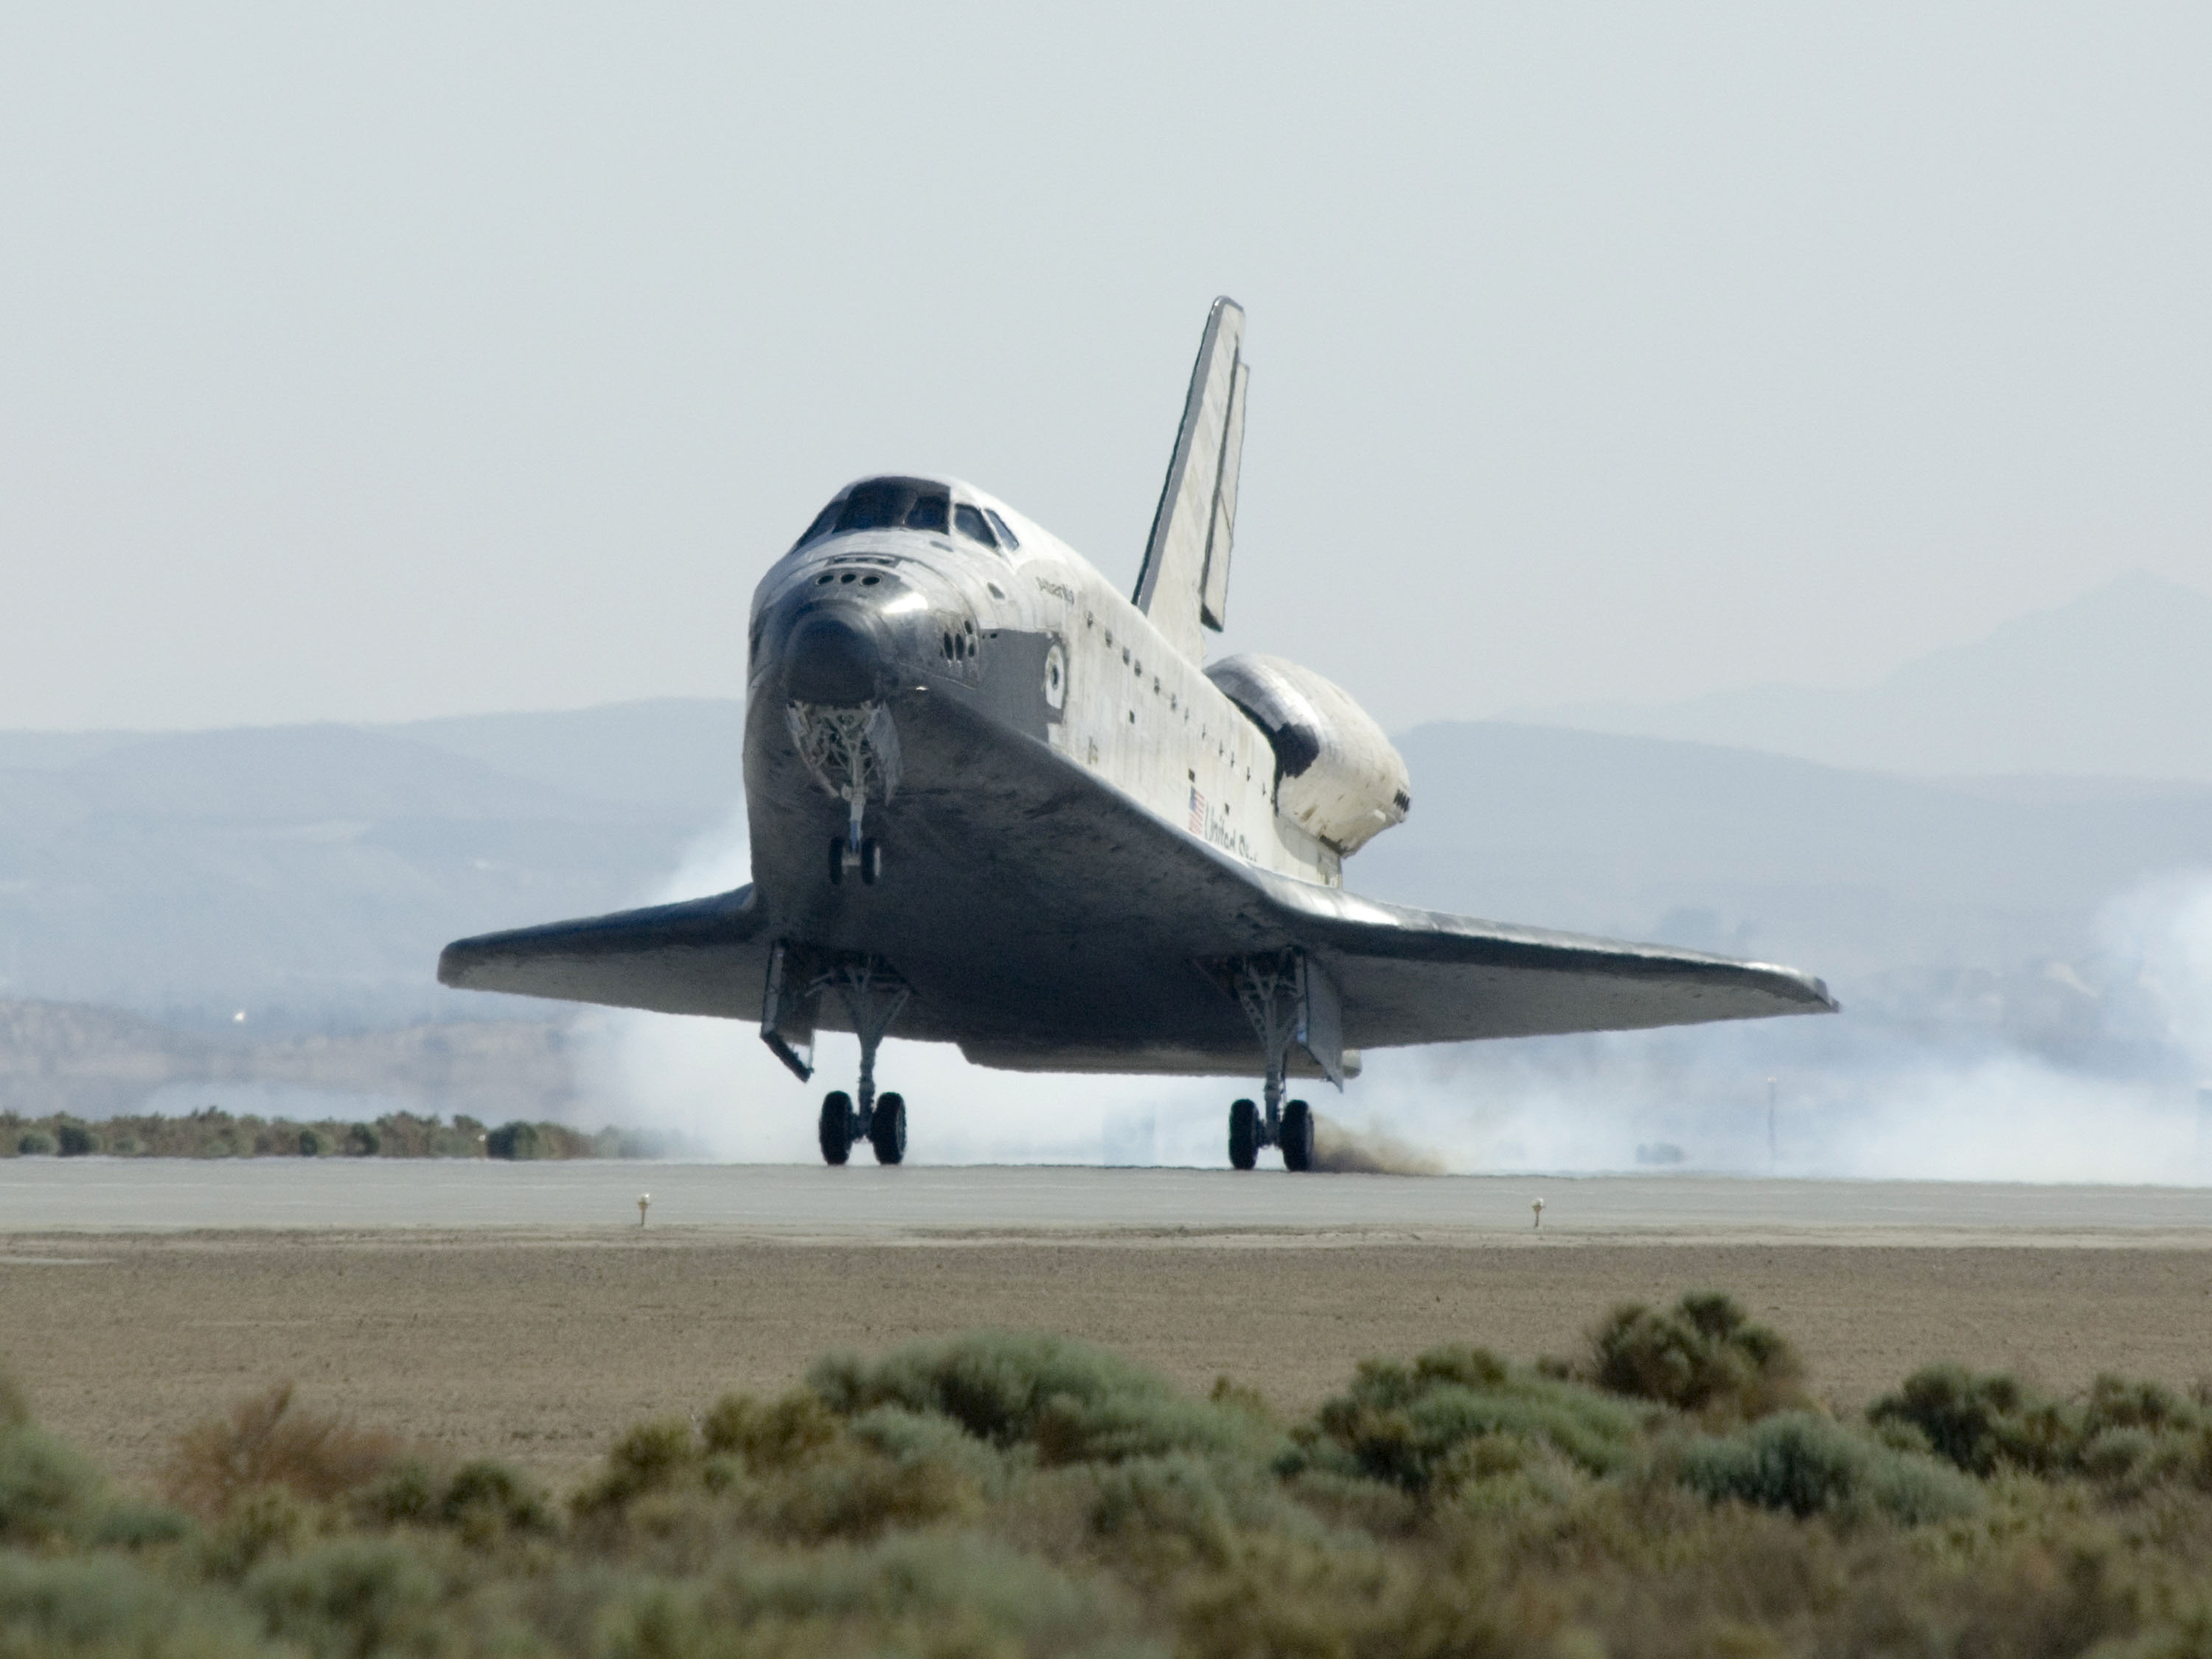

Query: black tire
818,1091,854,1165
860,838,883,885
1228,1098,1259,1170
827,836,846,885
870,1091,906,1164
1281,1099,1315,1172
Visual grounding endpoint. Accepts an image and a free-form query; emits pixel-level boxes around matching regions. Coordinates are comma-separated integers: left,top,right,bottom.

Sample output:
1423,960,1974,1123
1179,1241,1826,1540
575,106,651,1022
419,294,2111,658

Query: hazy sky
3,4,2208,733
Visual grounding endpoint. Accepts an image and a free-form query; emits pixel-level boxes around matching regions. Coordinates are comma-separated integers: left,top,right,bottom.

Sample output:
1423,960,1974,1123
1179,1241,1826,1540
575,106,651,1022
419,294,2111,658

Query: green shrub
354,1455,553,1542
1676,1411,1983,1524
352,1459,438,1528
599,1532,1147,1658
573,1420,698,1514
0,1384,183,1551
1088,1453,1238,1566
846,1405,1012,1496
1585,1290,1809,1421
439,1460,553,1540
808,1331,1272,1467
108,1133,145,1157
55,1122,96,1157
2081,1426,2160,1486
0,1551,277,1657
702,1390,841,1471
754,1446,985,1543
1868,1365,2083,1476
86,1499,196,1551
343,1123,380,1158
296,1128,324,1157
16,1130,56,1156
2082,1373,2202,1438
246,1537,448,1658
0,1419,105,1546
1293,1346,1650,1495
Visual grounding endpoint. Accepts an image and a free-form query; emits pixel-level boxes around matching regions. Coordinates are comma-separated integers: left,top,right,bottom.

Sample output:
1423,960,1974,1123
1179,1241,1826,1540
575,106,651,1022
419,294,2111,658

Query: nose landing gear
827,833,883,886
790,701,899,888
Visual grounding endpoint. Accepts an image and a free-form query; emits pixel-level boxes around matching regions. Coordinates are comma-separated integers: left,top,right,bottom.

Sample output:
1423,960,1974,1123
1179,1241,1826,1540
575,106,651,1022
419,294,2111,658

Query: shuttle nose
782,604,890,705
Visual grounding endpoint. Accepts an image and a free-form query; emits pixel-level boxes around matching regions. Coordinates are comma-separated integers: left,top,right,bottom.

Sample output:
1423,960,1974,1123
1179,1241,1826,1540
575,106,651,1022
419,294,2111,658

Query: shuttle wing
1257,881,1837,1048
437,886,772,1018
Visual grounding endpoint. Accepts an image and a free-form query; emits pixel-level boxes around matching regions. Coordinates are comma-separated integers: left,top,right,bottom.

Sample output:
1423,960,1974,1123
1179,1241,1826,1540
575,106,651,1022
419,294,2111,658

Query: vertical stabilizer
1133,297,1248,661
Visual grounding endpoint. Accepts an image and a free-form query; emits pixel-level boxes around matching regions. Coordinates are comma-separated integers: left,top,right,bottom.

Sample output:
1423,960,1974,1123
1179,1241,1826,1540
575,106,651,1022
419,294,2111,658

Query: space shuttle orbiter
441,298,1834,1170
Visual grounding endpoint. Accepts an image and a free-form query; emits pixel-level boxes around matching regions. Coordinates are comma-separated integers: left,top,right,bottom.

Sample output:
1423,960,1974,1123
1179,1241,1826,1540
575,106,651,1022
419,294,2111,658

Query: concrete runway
4,1158,2211,1244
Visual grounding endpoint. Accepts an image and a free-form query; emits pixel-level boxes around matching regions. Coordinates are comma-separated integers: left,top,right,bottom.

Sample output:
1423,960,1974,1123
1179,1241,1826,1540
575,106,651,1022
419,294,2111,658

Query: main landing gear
1228,1095,1314,1172
815,957,910,1166
819,1088,905,1166
1222,952,1318,1172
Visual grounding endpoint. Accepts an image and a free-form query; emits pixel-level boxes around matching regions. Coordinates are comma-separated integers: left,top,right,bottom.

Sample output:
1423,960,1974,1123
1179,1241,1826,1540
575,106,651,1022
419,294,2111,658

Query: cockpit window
953,503,996,546
832,478,952,538
791,499,841,552
983,507,1020,549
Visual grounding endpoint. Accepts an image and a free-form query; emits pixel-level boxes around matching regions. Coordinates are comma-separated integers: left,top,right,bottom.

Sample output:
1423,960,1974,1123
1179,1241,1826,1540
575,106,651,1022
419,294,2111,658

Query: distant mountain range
1517,571,2212,782
0,700,745,1029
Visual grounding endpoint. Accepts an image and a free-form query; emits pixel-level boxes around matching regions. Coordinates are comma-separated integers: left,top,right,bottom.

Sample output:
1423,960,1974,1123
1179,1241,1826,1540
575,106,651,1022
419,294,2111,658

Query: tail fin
1133,296,1248,661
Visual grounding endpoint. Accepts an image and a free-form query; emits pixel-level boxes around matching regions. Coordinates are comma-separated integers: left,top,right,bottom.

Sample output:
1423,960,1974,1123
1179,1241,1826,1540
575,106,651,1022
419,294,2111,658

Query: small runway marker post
638,1193,650,1229
1531,1197,1543,1231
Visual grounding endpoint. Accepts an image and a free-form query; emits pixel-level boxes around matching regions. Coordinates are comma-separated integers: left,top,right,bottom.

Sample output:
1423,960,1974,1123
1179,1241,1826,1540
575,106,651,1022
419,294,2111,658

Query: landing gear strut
762,943,917,1167
1220,952,1318,1172
813,958,909,1166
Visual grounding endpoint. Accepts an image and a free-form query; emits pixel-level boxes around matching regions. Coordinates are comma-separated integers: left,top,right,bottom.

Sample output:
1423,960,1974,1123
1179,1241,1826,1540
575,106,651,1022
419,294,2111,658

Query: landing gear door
1296,954,1345,1090
760,940,818,1082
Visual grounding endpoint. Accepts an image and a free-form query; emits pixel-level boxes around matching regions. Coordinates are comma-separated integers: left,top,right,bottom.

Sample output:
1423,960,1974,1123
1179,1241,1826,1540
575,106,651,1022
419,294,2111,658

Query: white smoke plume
576,799,2212,1183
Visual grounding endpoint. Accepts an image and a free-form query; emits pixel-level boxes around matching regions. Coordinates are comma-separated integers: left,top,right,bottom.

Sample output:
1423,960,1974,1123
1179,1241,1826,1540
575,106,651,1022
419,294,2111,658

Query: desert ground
7,1197,2211,1492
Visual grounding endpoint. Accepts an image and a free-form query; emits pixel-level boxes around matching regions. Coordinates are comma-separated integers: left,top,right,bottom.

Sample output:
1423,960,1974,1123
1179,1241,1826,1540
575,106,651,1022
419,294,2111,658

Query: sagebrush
6,1292,2212,1656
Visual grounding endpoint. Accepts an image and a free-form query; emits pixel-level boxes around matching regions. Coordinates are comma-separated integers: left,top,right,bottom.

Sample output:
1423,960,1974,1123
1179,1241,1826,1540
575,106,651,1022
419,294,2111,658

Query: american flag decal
1189,786,1206,833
